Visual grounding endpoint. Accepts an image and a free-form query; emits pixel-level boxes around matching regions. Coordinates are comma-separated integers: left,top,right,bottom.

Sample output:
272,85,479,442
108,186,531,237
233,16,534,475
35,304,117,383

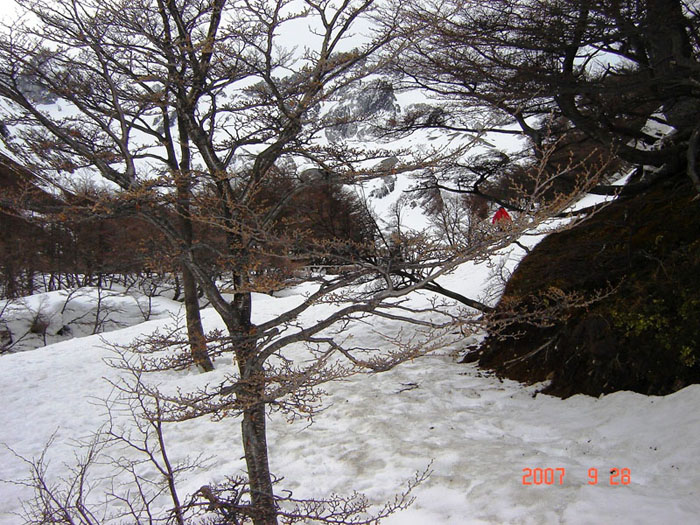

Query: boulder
474,174,700,397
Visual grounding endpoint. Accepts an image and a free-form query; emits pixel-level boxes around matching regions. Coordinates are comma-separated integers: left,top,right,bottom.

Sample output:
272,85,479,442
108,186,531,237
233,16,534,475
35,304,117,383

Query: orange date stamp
522,467,631,485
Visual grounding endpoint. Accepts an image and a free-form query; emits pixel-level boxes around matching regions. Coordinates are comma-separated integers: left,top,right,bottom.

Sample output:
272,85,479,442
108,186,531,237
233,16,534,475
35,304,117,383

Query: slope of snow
1,275,699,524
0,286,182,352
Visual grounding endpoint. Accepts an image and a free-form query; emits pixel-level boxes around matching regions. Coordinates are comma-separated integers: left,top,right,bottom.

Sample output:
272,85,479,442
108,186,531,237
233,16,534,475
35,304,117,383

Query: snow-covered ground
0,285,179,352
1,263,699,524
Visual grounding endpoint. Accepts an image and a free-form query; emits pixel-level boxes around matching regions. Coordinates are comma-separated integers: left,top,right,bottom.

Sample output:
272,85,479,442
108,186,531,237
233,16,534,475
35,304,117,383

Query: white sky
0,0,374,48
0,0,19,22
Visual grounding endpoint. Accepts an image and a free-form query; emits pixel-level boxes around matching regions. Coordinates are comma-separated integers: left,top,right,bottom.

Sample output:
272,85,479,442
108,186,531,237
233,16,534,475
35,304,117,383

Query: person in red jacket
491,206,512,227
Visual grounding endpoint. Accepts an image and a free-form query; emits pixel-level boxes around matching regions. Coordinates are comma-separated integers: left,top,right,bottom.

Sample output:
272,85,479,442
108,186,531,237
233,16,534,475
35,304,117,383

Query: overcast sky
0,0,19,22
0,0,375,59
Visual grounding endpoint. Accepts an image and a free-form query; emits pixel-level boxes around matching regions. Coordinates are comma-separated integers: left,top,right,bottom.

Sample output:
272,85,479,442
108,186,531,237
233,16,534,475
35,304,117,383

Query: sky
0,1,18,22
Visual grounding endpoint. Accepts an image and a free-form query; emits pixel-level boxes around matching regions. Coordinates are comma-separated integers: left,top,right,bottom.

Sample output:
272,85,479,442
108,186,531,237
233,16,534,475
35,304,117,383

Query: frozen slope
1,285,699,524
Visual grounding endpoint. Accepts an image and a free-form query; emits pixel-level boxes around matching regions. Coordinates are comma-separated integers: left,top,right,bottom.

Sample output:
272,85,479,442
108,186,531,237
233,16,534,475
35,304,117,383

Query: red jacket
492,207,512,224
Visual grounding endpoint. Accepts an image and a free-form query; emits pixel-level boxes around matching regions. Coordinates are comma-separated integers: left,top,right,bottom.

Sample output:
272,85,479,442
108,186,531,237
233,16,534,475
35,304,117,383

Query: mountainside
1,0,700,521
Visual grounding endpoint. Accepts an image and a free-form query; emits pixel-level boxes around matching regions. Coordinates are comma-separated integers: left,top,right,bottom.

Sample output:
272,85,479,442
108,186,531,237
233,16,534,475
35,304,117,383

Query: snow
1,271,699,524
0,286,182,352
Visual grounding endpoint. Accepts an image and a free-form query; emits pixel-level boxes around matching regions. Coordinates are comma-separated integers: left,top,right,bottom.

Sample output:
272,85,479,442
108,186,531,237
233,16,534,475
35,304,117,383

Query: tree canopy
393,0,700,195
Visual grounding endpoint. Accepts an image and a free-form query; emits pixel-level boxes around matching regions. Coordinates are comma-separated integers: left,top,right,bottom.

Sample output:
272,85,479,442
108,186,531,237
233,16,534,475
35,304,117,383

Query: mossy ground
474,175,700,397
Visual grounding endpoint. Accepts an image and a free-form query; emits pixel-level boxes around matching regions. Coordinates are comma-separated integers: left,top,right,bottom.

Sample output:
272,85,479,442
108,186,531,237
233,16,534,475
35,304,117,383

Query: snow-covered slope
0,286,179,352
1,264,699,524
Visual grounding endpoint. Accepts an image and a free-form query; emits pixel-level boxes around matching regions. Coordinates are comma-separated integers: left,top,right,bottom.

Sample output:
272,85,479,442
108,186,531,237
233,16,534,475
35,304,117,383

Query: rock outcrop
472,174,700,397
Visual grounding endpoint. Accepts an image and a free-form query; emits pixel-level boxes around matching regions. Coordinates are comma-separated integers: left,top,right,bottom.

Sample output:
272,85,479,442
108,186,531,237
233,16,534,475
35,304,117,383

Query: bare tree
2,432,106,525
0,0,450,522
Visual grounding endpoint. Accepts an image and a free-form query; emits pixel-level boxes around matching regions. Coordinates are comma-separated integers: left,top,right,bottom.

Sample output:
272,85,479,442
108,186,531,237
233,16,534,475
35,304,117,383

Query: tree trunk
182,265,214,372
230,286,277,524
172,272,181,301
241,397,277,525
175,176,215,373
644,0,699,131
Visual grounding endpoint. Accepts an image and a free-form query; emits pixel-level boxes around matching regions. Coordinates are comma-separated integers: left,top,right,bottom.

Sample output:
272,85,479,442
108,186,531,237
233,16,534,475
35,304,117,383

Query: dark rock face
369,157,398,199
357,79,397,115
0,323,12,350
369,176,396,199
0,68,58,106
325,79,399,142
474,175,700,398
16,74,58,105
